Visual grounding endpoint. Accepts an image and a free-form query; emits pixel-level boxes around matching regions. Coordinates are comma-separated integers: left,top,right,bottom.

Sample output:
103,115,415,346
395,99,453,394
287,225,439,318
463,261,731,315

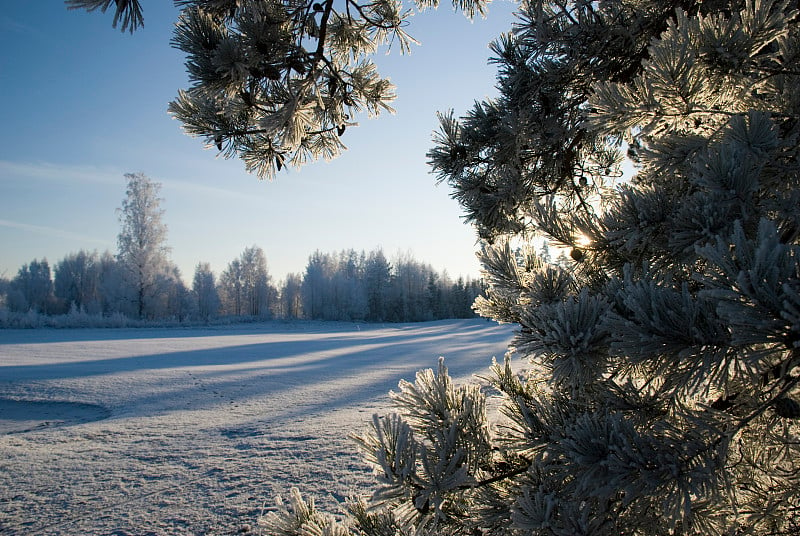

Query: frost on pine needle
259,488,350,535
75,0,800,532
352,358,495,529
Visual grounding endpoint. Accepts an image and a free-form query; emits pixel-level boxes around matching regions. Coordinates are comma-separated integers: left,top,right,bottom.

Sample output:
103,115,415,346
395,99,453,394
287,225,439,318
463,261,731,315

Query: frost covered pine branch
73,0,800,533
293,0,800,532
73,0,490,179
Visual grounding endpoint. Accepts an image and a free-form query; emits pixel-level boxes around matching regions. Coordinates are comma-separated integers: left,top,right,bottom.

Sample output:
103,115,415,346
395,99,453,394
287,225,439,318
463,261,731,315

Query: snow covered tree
73,0,800,533
537,240,552,265
0,276,9,311
279,272,304,319
296,248,472,321
54,250,103,314
445,275,482,318
66,0,145,33
218,245,277,317
193,262,221,320
8,259,56,314
219,258,245,316
262,0,800,534
160,264,193,320
239,245,277,317
364,248,392,321
301,250,336,319
97,250,131,316
331,249,368,321
116,172,173,319
386,253,434,321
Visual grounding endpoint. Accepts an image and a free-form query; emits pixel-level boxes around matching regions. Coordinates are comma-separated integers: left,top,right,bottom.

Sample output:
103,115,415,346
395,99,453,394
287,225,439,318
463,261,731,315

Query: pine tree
263,0,800,534
74,0,800,533
365,249,393,321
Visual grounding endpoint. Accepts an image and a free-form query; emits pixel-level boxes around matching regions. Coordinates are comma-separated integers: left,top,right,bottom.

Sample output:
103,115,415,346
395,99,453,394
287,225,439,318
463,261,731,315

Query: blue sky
0,1,518,283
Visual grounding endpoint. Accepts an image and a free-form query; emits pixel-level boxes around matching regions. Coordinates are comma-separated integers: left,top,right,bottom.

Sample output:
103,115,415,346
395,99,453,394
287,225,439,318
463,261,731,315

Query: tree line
0,174,482,324
0,247,482,324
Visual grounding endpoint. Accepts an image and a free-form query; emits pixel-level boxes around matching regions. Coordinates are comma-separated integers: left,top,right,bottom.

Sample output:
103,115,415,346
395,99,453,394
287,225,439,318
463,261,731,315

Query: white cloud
0,160,123,186
157,175,264,203
0,15,44,39
0,159,263,204
0,219,109,245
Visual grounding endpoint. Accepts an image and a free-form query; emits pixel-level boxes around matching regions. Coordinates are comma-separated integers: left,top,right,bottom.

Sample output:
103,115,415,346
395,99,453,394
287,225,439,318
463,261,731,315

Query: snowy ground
0,319,514,535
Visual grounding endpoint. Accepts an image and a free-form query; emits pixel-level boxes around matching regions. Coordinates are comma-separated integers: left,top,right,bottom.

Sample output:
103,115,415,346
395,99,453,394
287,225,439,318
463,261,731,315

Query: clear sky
0,1,518,284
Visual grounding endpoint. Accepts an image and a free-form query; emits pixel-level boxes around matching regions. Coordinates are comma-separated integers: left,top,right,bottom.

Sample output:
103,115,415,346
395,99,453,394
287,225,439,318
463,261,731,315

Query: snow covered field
0,319,514,535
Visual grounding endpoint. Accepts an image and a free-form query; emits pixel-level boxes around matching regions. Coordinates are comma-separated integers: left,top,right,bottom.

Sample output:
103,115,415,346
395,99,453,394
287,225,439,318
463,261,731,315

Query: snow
0,319,514,535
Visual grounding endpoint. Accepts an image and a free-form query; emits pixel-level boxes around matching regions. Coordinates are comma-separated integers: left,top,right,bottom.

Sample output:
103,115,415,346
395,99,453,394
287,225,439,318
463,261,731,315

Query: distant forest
1,173,487,328
0,246,484,326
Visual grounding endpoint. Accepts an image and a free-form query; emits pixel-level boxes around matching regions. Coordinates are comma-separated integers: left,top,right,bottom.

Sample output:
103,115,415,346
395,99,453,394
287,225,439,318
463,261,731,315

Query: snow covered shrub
261,488,351,535
63,303,94,328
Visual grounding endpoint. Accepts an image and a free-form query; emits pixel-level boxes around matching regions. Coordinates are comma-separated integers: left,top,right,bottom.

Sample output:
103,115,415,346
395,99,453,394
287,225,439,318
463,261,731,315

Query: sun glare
575,233,593,248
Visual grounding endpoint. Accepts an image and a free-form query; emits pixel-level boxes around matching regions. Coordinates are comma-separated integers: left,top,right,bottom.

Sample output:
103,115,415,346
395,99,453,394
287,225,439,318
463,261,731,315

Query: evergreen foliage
56,1,800,531
68,0,489,178
259,0,800,534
